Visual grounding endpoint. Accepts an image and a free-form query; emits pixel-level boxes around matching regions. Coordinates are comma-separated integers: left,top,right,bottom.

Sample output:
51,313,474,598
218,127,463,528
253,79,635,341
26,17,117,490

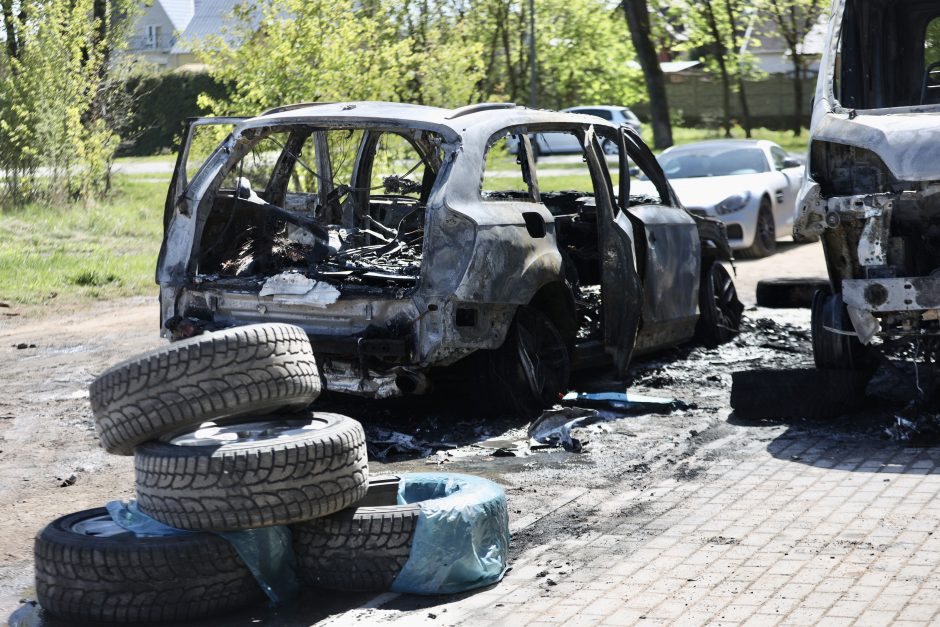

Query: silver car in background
510,106,643,155
633,139,804,258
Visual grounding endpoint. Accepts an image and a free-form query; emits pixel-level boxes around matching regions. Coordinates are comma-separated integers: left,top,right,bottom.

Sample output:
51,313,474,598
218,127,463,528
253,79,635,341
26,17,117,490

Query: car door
618,127,701,352
578,128,643,377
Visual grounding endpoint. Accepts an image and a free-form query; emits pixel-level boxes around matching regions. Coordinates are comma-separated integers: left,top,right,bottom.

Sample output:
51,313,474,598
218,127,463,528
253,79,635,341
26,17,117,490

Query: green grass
113,154,177,166
0,177,165,306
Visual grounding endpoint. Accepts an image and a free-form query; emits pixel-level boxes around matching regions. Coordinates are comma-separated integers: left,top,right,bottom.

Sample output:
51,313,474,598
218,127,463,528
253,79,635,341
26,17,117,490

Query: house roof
158,0,195,32
170,0,256,54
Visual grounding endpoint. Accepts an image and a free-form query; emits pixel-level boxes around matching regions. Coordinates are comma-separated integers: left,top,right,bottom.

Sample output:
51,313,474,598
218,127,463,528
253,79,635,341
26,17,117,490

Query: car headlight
716,191,752,215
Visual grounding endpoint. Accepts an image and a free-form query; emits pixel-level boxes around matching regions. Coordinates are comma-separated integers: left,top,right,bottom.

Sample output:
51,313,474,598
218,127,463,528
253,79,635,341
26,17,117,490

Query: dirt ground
0,240,857,626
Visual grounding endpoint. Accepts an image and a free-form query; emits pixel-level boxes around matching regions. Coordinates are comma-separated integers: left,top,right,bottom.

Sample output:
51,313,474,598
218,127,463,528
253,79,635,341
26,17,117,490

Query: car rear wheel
483,306,570,418
738,198,776,258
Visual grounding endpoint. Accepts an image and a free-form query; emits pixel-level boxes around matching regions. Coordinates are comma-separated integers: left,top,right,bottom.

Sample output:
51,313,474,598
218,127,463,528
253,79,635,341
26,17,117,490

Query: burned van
796,0,940,368
158,102,740,414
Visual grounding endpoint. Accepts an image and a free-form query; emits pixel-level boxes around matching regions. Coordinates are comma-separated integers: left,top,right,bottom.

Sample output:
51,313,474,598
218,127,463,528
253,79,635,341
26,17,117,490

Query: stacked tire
34,323,370,623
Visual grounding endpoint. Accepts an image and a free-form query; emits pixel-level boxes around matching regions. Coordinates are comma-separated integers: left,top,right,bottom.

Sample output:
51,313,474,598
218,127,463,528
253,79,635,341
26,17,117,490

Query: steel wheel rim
712,265,742,332
170,418,329,447
71,514,128,538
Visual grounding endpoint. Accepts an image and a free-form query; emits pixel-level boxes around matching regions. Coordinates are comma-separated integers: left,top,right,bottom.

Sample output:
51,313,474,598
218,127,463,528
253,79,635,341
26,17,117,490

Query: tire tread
90,323,320,455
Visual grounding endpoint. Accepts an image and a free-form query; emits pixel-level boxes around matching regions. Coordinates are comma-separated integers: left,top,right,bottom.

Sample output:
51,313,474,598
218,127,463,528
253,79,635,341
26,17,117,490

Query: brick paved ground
327,432,940,626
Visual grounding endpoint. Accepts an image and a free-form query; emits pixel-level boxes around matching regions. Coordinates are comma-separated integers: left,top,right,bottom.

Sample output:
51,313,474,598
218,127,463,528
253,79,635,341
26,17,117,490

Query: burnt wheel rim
515,313,569,404
711,265,742,334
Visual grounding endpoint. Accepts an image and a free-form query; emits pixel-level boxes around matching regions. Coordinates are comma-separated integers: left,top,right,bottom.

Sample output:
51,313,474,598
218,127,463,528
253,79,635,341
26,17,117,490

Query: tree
621,0,672,149
195,0,485,116
759,0,826,135
0,0,136,207
677,0,760,136
466,0,644,110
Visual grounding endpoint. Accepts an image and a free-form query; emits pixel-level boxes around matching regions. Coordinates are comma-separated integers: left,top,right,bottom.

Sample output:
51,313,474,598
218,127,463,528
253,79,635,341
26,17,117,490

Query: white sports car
633,139,804,257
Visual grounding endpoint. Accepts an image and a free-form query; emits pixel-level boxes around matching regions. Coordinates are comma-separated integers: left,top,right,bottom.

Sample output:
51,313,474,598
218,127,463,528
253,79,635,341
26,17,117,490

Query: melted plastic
106,500,298,603
391,473,510,595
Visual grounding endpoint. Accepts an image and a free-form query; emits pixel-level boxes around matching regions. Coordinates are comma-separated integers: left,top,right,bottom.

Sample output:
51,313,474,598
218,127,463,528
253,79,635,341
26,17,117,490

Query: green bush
118,72,229,157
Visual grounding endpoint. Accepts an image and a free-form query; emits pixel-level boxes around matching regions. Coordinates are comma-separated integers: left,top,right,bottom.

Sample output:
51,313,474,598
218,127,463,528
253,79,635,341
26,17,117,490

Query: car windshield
650,147,769,179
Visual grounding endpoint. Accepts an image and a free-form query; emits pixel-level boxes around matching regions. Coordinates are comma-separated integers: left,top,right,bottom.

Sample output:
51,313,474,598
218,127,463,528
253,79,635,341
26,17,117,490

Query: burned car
795,0,940,369
158,102,741,414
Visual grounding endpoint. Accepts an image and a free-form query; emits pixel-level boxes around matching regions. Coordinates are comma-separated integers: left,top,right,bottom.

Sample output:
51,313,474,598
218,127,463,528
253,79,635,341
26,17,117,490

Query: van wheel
485,307,570,418
811,291,872,371
738,199,776,258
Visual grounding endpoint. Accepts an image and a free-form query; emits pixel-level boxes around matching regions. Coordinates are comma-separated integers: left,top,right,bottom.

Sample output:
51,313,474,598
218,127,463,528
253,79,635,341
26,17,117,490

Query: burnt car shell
158,102,735,399
795,0,940,361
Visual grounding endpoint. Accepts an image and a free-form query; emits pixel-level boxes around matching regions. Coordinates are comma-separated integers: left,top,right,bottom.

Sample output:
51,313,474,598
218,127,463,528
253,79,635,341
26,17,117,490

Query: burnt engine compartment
812,141,940,284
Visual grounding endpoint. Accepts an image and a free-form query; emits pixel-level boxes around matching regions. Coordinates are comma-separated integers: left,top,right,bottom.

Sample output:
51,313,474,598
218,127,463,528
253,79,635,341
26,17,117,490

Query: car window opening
481,129,610,342
193,125,444,295
837,1,940,109
537,132,608,343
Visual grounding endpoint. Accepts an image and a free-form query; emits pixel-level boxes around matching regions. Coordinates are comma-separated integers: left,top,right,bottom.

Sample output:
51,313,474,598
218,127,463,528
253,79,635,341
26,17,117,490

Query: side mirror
782,157,802,169
236,176,253,199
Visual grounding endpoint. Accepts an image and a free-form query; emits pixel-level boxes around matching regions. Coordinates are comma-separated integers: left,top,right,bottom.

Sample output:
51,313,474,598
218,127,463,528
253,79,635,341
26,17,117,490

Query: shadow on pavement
728,404,940,475
8,584,488,627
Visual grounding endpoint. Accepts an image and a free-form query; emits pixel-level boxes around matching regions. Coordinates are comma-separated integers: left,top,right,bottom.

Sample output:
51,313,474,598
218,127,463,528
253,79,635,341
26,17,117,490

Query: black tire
135,413,368,531
484,306,571,418
292,476,420,592
738,199,776,258
696,261,744,347
90,323,321,455
756,278,832,308
811,291,872,371
35,507,261,623
730,368,871,419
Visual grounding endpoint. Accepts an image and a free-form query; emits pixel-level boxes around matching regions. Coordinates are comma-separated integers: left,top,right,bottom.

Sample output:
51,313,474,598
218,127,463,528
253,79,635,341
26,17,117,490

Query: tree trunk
722,0,750,137
736,74,752,137
1,0,19,61
499,5,519,100
477,11,503,100
702,0,732,137
621,0,672,149
791,54,803,136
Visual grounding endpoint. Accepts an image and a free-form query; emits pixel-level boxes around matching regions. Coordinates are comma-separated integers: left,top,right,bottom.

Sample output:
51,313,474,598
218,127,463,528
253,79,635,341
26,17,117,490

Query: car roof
238,101,618,143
